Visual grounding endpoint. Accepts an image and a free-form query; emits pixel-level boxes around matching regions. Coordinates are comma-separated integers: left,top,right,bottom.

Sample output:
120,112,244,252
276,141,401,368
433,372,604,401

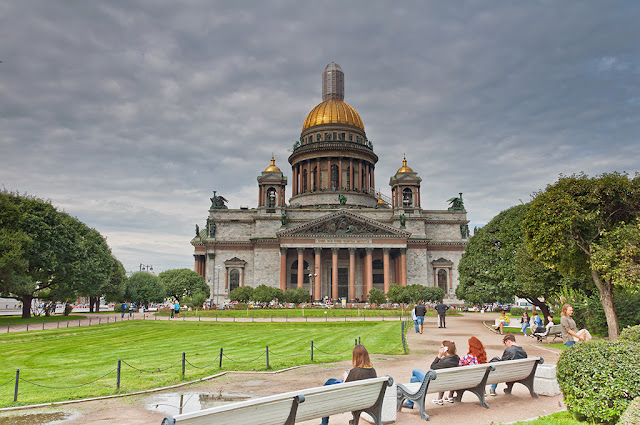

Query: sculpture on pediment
399,214,406,228
460,224,470,239
447,193,466,212
195,224,200,236
301,216,389,235
210,191,228,210
338,194,347,205
281,213,287,226
207,217,216,238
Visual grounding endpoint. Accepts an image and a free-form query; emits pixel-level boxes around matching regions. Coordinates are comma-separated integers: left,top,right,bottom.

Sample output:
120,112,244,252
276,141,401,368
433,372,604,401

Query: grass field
0,315,89,326
0,320,405,407
503,411,578,425
163,307,457,319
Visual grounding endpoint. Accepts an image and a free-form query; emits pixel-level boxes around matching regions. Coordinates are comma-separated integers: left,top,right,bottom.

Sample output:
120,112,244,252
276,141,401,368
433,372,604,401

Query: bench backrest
427,363,493,393
547,324,562,335
164,376,390,425
485,357,542,385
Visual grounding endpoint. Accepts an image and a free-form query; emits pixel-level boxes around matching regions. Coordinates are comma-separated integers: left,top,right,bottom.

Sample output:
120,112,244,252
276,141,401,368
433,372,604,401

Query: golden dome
397,155,414,173
302,99,365,131
264,156,281,172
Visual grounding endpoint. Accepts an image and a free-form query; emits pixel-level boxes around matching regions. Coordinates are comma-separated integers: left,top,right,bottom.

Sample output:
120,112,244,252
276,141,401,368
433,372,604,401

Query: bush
556,340,640,424
618,396,640,425
571,289,640,337
510,307,525,317
619,324,640,343
113,303,126,312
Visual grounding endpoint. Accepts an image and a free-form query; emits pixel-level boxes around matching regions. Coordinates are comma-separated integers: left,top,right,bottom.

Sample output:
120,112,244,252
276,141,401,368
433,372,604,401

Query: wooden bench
534,324,562,342
397,363,494,421
397,357,544,421
161,376,393,425
485,356,544,397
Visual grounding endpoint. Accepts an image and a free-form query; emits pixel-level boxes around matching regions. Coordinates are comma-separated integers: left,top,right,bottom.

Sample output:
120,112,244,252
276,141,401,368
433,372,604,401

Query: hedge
619,324,640,343
618,397,640,425
571,289,640,337
556,340,640,424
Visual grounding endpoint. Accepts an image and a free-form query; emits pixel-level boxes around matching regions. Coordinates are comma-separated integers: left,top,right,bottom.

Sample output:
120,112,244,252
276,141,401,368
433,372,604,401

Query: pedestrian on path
174,300,180,318
435,301,449,328
411,306,418,333
121,303,126,319
414,301,427,334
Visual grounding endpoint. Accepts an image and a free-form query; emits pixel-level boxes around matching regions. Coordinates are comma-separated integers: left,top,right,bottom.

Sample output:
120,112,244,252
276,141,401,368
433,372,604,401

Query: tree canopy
158,268,210,301
126,272,165,306
523,172,640,339
0,191,118,318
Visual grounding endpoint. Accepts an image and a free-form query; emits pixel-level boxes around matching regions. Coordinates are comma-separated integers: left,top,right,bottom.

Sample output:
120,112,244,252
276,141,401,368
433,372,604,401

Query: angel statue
210,191,229,209
447,193,466,212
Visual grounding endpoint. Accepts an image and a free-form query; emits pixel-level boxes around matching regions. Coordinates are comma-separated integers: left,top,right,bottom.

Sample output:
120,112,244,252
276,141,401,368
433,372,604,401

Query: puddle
0,412,72,425
147,391,250,416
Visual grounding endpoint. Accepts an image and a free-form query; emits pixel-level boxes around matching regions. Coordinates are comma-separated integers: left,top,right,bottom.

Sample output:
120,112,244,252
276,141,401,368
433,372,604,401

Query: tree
183,291,208,310
591,218,640,289
159,268,210,301
229,286,253,303
457,205,529,304
252,284,282,305
102,256,127,303
0,192,87,317
73,225,113,313
367,288,386,305
386,284,410,304
126,272,165,306
523,172,640,339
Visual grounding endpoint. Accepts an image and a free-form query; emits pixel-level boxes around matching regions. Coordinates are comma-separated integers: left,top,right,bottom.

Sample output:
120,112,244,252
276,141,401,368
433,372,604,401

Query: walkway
0,312,566,424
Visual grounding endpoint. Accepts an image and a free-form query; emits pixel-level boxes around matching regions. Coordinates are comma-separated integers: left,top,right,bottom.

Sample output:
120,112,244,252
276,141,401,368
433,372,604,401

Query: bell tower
257,157,287,211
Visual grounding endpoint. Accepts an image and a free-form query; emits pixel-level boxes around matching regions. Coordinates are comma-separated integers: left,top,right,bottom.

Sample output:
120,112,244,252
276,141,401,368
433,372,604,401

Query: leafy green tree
294,287,310,304
523,172,640,339
103,256,127,303
591,218,640,289
159,268,210,301
126,272,164,306
424,287,445,303
229,286,253,303
386,284,410,304
183,291,208,310
0,192,89,318
367,288,386,305
73,225,113,312
457,205,529,304
252,284,282,305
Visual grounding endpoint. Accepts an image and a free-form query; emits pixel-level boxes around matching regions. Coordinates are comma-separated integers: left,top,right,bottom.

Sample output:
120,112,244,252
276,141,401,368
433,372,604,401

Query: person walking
121,303,126,319
435,301,449,328
489,334,527,396
174,300,180,318
414,301,427,334
411,306,419,333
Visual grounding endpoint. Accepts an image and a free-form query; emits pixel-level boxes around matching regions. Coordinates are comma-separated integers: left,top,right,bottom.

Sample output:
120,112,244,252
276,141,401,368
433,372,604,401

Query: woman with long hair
444,337,487,402
560,304,592,347
321,345,376,425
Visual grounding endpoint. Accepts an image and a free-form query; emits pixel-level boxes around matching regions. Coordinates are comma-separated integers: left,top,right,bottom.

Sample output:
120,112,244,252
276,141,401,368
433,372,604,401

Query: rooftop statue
339,194,347,205
210,191,228,210
447,193,466,212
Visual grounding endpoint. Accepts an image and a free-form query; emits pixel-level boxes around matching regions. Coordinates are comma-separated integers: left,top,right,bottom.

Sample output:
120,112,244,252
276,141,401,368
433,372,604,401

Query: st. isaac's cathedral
192,63,469,304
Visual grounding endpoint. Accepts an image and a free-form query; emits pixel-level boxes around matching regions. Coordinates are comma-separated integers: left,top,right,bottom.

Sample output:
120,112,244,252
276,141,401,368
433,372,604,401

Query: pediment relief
278,211,409,237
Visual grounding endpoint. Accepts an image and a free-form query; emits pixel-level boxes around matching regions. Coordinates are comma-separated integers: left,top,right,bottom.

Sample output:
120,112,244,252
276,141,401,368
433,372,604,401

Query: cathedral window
372,259,384,290
266,187,276,208
290,260,310,290
302,169,308,192
229,269,240,292
317,133,321,141
333,132,337,140
349,133,353,141
346,166,350,190
325,132,331,141
312,166,318,191
403,188,413,207
340,132,346,140
308,135,313,143
438,269,448,294
331,164,339,190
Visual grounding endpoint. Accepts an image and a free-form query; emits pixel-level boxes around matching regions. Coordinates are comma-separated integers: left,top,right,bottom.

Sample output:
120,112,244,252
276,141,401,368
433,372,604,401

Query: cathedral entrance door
338,268,348,300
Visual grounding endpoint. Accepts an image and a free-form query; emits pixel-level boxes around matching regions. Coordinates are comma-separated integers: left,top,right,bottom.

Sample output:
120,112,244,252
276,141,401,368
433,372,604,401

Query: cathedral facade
192,63,469,304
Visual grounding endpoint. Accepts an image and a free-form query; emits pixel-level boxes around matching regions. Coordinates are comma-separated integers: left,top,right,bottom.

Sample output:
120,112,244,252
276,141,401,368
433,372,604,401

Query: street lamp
215,266,221,305
139,263,153,273
308,272,318,302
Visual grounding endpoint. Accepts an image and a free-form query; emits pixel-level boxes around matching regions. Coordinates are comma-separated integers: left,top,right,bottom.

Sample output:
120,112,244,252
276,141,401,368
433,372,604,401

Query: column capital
348,247,357,255
331,247,340,254
314,247,323,254
280,247,288,255
365,247,374,255
297,247,305,255
400,248,407,254
383,248,391,255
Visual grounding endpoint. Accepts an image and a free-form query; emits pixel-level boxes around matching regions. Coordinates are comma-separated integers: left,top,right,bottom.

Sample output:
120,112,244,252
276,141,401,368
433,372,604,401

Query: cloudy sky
1,1,638,274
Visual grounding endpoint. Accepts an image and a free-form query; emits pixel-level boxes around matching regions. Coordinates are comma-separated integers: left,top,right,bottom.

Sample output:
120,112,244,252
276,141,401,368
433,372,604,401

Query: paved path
0,312,566,424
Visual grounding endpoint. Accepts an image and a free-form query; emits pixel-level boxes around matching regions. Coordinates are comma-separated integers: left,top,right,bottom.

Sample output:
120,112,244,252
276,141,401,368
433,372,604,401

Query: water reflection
0,412,71,425
147,391,250,416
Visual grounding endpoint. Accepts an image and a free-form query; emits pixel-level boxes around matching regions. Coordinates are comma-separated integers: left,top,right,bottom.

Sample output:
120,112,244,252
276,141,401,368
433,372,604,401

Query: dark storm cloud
1,1,638,273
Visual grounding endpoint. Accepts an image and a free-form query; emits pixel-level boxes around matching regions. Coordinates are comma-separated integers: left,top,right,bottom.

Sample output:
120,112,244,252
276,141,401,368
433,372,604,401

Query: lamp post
308,273,318,303
139,263,153,273
215,266,221,305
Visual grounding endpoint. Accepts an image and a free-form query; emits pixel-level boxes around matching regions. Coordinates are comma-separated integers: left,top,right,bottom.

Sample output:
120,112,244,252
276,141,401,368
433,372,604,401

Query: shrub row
557,340,640,424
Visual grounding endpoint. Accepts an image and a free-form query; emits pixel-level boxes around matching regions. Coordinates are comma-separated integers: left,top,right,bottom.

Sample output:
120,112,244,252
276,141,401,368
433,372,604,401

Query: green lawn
0,320,404,407
502,411,579,425
0,315,88,326
167,307,458,319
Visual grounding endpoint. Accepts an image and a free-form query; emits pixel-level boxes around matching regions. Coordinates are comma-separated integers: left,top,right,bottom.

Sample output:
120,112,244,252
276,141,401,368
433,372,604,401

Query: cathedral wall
406,248,428,286
253,247,280,288
254,217,282,237
216,222,255,240
425,222,464,241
